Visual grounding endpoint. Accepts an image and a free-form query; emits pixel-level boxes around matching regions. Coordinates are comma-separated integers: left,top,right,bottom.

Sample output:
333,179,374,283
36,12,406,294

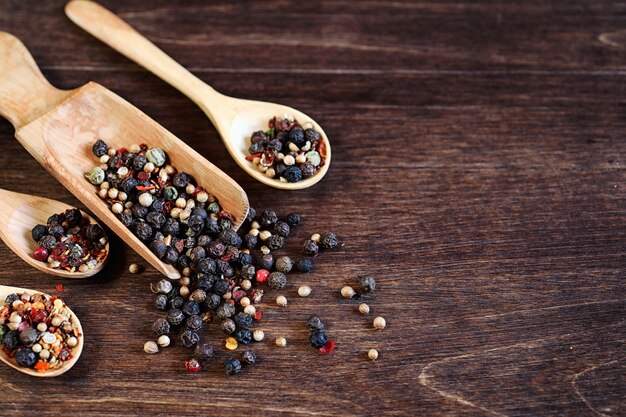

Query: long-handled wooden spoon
0,32,249,279
0,189,109,278
0,285,83,377
66,0,332,190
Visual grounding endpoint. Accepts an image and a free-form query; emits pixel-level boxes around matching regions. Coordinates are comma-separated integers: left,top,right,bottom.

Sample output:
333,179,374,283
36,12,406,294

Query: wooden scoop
0,32,249,279
66,0,332,190
0,285,83,377
0,188,108,278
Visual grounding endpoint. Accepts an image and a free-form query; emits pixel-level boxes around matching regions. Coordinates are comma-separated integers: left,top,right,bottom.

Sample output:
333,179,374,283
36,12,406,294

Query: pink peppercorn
34,247,48,262
255,269,270,284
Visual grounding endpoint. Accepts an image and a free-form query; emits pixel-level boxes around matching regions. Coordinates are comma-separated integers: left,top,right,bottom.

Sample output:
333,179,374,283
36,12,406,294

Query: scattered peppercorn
373,316,386,330
224,358,242,375
296,257,314,273
307,316,324,331
358,276,376,294
241,349,256,365
341,286,356,299
309,330,328,349
368,349,379,360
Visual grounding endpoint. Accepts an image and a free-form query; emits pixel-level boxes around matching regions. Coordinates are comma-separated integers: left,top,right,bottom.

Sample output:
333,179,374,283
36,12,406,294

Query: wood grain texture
0,1,624,416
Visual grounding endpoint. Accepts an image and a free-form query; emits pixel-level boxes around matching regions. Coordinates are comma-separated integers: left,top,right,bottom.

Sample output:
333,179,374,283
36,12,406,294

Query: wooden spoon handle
66,0,222,117
0,32,69,129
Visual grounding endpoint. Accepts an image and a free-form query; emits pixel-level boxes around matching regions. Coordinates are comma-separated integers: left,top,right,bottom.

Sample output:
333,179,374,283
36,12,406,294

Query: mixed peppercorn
31,208,107,273
0,292,81,372
246,115,326,183
141,204,344,373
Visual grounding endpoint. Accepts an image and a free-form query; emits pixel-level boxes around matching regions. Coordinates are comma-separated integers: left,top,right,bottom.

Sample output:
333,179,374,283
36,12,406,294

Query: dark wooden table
0,1,624,416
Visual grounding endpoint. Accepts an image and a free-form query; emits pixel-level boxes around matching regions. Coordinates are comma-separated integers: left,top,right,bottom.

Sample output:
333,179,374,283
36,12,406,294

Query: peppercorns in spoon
0,189,109,278
66,0,332,190
0,286,83,377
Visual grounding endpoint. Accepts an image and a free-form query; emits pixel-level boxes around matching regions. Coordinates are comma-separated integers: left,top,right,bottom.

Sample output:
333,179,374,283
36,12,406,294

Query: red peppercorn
319,340,335,355
33,246,48,262
255,269,270,284
185,359,201,372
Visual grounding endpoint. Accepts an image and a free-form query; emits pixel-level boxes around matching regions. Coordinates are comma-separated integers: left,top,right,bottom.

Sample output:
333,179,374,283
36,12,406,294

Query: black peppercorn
195,257,216,274
241,350,256,365
195,273,217,291
134,222,153,242
254,253,274,270
31,224,48,242
303,240,319,256
172,172,191,188
305,128,321,142
307,315,324,331
284,166,303,183
162,218,181,236
286,213,301,227
268,272,287,289
224,358,242,375
218,219,232,231
2,330,19,350
153,318,171,335
38,235,57,250
182,301,200,317
146,212,166,229
170,295,184,309
217,302,236,318
301,162,316,179
47,213,62,225
289,126,306,147
131,154,146,171
238,252,253,267
166,308,185,326
221,318,236,334
190,246,206,261
208,242,226,258
195,235,211,249
233,312,253,329
309,330,328,348
181,329,200,348
15,348,37,368
321,232,340,249
48,224,65,239
358,276,376,294
150,239,168,259
84,224,104,241
132,205,148,219
164,248,179,265
219,228,239,247
177,255,191,269
188,215,205,232
151,199,165,213
296,257,314,273
92,139,109,157
261,210,278,227
206,293,221,310
234,329,252,345
205,219,220,235
275,162,287,177
194,343,214,362
267,234,285,250
273,221,290,237
248,142,265,154
241,265,256,280
244,234,258,249
63,208,82,227
186,314,203,331
155,294,168,310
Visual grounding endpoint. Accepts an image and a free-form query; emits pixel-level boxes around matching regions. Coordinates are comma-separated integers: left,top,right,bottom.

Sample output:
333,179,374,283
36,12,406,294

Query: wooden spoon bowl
66,0,332,190
0,189,108,278
0,285,83,377
0,32,249,279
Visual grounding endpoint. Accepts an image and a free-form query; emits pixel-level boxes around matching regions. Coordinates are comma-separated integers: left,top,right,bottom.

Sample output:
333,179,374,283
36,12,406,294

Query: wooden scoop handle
0,32,70,129
66,0,221,118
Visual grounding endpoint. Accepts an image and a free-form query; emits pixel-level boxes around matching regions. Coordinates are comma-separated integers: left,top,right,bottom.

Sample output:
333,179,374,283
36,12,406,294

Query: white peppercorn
298,285,312,297
276,295,288,307
341,286,356,299
373,316,386,330
144,341,159,354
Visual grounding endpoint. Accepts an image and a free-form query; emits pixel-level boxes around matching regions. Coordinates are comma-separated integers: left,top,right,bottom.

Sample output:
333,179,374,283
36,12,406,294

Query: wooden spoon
66,0,332,190
0,285,83,377
0,189,109,278
0,32,249,279
0,189,110,278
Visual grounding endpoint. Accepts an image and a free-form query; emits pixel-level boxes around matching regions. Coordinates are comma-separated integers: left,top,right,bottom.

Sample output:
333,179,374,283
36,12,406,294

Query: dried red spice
319,340,335,355
253,308,263,321
185,359,201,372
56,283,64,293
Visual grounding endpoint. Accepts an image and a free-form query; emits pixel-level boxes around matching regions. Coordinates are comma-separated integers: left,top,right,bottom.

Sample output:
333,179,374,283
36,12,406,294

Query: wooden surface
0,1,624,416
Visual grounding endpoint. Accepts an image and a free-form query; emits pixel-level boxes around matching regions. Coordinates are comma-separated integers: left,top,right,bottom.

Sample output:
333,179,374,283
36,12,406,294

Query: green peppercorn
146,147,166,166
163,186,178,200
85,166,105,185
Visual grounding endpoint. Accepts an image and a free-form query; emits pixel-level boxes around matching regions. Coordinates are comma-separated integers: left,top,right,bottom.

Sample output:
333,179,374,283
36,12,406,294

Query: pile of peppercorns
31,208,107,273
144,207,341,374
0,292,81,372
246,115,327,183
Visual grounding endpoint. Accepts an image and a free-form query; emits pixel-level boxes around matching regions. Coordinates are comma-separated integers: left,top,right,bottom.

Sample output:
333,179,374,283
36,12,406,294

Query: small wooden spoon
0,189,108,278
0,32,249,279
0,285,83,377
66,0,332,190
